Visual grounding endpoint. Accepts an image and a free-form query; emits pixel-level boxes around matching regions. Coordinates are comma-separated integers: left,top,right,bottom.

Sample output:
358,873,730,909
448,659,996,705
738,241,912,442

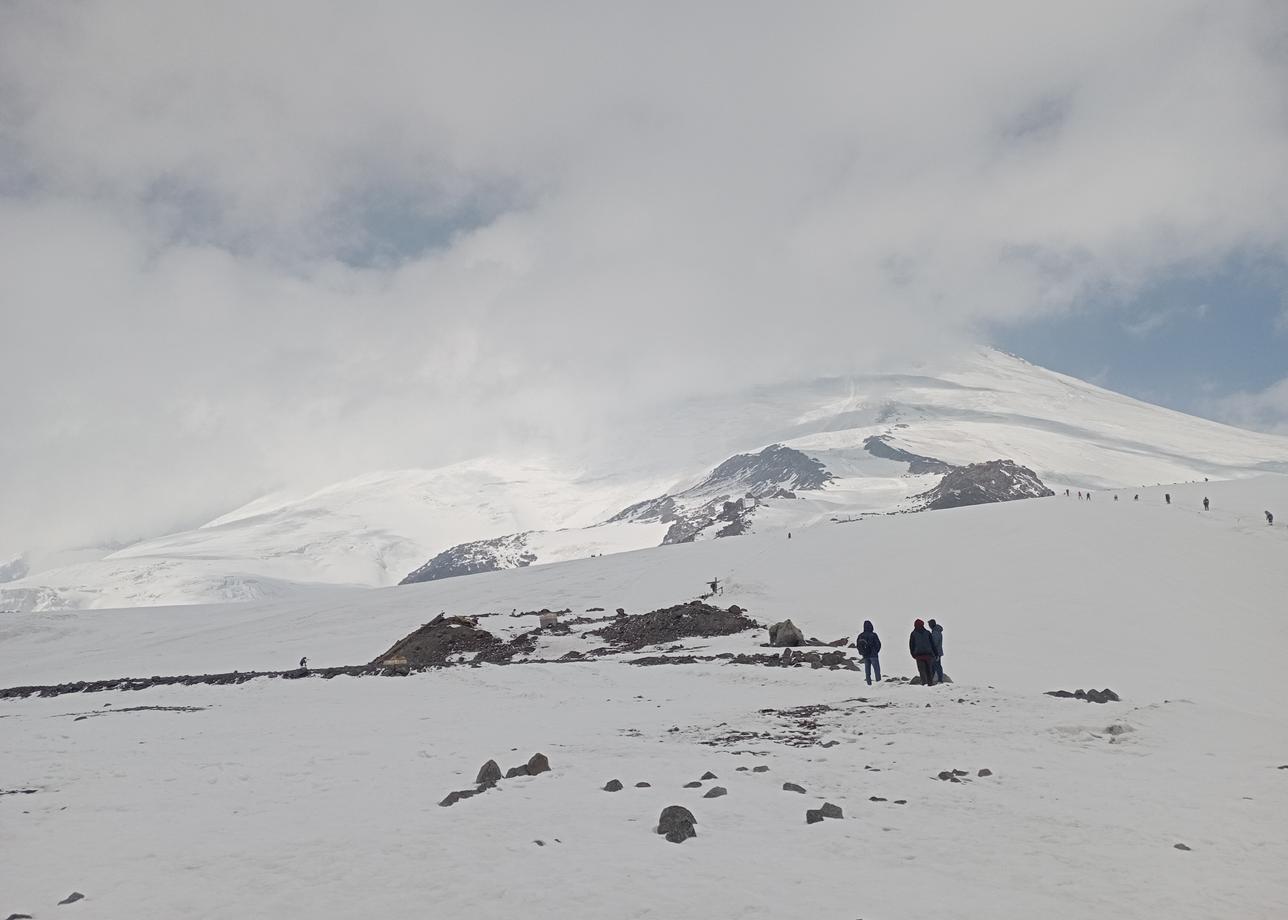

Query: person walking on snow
856,620,882,685
909,619,937,686
928,618,945,684
1165,493,1171,505
1203,497,1210,511
1266,510,1274,526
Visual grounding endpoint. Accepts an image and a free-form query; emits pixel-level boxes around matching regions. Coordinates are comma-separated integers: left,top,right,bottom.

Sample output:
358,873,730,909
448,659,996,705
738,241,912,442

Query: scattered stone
1174,843,1192,851
819,802,843,819
735,766,749,772
949,775,962,783
783,782,806,794
805,809,825,824
951,769,968,776
527,753,551,775
7,913,35,920
937,771,954,781
752,765,770,773
604,779,623,792
701,771,718,780
615,608,626,616
58,892,85,905
683,781,703,788
1278,765,1288,770
977,769,993,777
869,796,887,802
820,740,839,748
635,781,652,788
476,759,503,786
533,840,545,847
657,805,697,843
893,799,907,805
703,786,728,798
505,765,530,779
1105,724,1133,736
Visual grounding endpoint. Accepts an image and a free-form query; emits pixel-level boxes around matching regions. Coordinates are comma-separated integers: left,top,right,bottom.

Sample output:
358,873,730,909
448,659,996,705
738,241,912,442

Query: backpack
856,633,873,656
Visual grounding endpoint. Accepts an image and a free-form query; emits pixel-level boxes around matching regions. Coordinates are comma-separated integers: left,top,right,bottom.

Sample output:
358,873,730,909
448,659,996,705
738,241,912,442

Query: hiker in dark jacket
1203,497,1210,511
856,620,882,685
1267,510,1274,526
909,619,937,686
927,618,944,684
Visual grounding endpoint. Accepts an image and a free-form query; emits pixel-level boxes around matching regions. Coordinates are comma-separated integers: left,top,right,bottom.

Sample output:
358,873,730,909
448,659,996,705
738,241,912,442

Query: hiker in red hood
909,619,937,686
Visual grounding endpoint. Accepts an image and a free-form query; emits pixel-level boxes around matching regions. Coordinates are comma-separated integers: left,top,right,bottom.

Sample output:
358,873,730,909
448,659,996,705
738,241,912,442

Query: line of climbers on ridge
855,617,945,688
1062,487,1274,524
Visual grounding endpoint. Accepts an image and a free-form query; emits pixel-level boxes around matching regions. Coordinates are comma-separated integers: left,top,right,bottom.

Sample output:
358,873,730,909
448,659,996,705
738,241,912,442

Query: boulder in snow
768,620,805,647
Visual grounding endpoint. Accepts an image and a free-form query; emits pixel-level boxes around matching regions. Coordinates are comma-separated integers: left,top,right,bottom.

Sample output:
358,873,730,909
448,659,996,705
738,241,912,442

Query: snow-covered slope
7,347,1288,610
3,477,1287,919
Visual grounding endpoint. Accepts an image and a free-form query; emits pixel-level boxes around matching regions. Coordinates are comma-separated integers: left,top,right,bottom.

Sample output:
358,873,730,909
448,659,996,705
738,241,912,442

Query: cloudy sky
2,0,1287,557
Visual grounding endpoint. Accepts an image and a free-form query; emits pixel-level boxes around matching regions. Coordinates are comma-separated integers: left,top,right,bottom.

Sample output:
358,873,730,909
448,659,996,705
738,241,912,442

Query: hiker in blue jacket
856,620,882,685
927,618,945,684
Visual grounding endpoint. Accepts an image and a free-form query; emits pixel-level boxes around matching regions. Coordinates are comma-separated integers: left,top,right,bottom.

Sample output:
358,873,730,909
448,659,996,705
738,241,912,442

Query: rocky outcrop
911,460,1054,511
863,436,955,475
592,602,758,650
609,444,834,544
400,534,537,584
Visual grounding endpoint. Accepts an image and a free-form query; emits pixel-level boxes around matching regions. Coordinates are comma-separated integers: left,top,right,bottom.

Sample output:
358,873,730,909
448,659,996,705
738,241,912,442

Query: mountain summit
6,348,1288,610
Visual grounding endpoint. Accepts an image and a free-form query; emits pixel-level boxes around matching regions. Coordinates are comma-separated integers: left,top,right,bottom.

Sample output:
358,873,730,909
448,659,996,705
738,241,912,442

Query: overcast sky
2,1,1288,557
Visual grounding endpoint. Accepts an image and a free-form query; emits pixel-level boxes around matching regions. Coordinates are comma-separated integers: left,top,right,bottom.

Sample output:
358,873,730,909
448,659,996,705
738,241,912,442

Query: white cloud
1200,378,1288,434
2,0,1288,552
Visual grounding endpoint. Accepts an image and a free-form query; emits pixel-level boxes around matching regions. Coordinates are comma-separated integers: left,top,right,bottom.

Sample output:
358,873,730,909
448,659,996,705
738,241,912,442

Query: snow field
3,475,1288,918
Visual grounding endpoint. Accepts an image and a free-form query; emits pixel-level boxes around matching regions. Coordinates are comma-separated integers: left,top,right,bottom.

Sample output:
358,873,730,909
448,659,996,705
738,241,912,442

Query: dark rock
893,799,907,805
658,805,697,843
869,796,887,802
7,914,35,920
533,840,545,847
951,769,968,776
371,615,507,668
592,602,758,650
615,608,626,616
635,781,652,788
819,802,843,819
700,770,718,780
476,759,503,786
911,459,1054,511
937,771,954,781
768,619,806,647
683,781,703,788
1174,843,1192,851
805,809,825,824
400,535,539,584
863,435,955,475
949,775,962,783
438,789,478,807
505,765,530,779
703,786,728,798
604,779,624,792
735,766,749,772
977,768,993,777
752,765,770,773
527,753,551,775
58,892,85,905
783,782,806,794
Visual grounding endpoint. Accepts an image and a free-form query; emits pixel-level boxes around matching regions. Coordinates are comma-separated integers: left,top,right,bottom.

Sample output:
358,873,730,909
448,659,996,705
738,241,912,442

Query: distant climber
1087,492,1092,501
909,619,937,686
1134,494,1139,501
707,577,722,596
1065,489,1070,497
1114,495,1118,501
1165,493,1171,505
1203,497,1210,511
1077,491,1082,500
928,618,945,684
1266,510,1274,526
299,657,308,669
856,620,882,686
788,532,792,539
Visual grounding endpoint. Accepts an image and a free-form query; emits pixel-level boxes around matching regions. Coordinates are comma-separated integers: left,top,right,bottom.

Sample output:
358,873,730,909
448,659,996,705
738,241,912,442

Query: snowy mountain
6,347,1288,610
3,476,1288,918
